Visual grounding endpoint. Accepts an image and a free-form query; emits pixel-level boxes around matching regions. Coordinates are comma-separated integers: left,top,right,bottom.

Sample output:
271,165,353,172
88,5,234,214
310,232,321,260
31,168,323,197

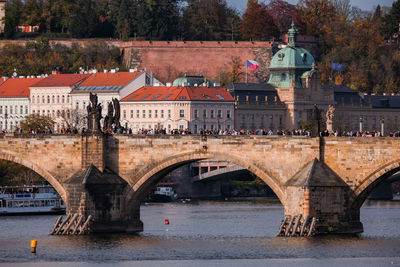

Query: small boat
151,186,178,202
0,185,66,215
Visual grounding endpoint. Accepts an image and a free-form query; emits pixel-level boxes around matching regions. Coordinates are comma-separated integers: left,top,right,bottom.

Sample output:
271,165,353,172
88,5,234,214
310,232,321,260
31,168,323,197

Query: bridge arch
350,159,400,211
0,152,67,202
123,150,286,208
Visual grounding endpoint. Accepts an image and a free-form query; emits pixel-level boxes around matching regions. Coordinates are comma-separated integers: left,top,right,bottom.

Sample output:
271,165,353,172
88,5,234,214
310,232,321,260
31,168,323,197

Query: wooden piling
291,214,302,237
50,216,63,235
54,214,71,235
308,217,317,237
62,213,78,235
285,216,294,237
300,215,309,237
79,215,92,235
72,215,85,235
277,216,288,236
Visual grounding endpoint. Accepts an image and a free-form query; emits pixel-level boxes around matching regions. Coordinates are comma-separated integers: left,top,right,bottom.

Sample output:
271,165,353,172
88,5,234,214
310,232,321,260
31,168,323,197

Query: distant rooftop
31,74,91,87
0,77,43,98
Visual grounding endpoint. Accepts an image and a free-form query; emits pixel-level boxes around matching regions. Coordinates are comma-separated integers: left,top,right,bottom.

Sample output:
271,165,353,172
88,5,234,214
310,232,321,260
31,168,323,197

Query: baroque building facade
229,23,400,135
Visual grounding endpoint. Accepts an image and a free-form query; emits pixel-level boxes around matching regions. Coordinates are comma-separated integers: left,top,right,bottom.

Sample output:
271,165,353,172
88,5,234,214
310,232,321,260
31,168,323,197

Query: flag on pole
246,60,260,70
331,62,344,72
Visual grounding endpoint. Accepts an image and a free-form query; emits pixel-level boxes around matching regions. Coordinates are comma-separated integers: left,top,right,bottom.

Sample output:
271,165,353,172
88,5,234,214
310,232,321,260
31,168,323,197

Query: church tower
0,0,6,34
268,22,334,129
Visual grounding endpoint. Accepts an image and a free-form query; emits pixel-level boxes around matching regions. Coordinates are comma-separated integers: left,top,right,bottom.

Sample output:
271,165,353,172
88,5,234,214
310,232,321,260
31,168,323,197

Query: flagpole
245,62,248,84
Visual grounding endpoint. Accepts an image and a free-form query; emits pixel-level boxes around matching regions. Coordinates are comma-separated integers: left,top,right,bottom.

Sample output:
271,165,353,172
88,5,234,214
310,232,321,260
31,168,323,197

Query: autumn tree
265,0,304,35
241,0,279,41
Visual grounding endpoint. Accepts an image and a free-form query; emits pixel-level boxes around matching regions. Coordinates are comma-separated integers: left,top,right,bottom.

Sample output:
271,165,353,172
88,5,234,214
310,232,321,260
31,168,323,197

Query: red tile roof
121,86,234,102
0,78,44,98
31,74,91,87
79,72,142,86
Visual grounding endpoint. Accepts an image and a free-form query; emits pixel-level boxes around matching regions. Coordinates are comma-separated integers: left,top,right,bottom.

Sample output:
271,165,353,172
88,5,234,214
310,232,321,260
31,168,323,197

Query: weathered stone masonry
0,134,399,234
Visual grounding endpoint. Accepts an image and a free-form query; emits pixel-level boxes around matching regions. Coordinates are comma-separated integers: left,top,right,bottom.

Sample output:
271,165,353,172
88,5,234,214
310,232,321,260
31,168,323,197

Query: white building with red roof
0,77,43,131
30,73,91,132
70,70,162,129
120,85,234,133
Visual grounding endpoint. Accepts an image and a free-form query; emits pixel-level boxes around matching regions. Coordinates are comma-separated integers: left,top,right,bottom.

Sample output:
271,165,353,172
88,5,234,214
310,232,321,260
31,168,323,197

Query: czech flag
246,60,260,70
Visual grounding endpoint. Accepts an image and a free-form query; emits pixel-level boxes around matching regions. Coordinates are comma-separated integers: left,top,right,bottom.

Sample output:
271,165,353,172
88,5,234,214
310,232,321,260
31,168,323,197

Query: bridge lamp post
380,118,385,137
359,116,363,133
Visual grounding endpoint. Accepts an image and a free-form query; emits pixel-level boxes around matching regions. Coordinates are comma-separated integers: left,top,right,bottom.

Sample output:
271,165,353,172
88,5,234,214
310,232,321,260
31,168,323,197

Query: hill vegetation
1,0,400,93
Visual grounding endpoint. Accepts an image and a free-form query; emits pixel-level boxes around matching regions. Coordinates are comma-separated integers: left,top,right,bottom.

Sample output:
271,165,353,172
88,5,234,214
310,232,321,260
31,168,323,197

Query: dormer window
302,53,307,63
278,53,285,61
280,73,286,81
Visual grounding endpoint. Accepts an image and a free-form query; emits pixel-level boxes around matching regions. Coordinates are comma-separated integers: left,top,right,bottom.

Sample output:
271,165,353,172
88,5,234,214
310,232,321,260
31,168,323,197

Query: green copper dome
268,22,316,88
172,74,214,86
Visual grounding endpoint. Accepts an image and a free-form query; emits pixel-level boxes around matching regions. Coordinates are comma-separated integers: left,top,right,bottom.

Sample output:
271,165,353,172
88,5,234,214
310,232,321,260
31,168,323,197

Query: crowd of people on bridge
5,126,400,138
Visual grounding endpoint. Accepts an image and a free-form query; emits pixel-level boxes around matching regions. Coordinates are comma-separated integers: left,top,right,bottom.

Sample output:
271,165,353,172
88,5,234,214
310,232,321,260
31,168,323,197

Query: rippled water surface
0,199,399,266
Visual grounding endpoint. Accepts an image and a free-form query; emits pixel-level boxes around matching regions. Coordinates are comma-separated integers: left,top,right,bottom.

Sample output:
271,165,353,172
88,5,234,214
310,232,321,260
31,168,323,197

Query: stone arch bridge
1,134,399,234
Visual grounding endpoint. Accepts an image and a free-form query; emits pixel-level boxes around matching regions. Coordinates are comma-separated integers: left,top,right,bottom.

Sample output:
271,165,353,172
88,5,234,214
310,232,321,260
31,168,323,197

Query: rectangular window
168,110,171,119
10,106,13,114
227,110,231,119
217,110,222,118
123,110,126,119
194,124,198,134
142,110,146,118
25,106,28,114
155,110,158,118
0,106,2,114
20,106,23,114
203,109,207,118
194,109,198,118
130,110,134,118
148,110,152,118
180,110,184,118
211,110,215,118
161,110,164,118
137,110,139,118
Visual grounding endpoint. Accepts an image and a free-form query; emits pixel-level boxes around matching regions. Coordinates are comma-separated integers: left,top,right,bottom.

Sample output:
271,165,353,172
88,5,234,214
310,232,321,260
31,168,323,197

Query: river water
0,199,399,266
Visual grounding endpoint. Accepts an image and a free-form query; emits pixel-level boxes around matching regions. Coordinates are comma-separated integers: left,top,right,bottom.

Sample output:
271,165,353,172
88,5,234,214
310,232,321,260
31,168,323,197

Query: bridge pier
284,159,363,234
64,165,143,233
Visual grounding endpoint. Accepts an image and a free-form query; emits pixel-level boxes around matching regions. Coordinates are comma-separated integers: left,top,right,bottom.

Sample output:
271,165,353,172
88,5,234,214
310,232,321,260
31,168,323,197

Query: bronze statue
103,101,114,131
87,93,102,134
112,98,121,129
312,104,321,136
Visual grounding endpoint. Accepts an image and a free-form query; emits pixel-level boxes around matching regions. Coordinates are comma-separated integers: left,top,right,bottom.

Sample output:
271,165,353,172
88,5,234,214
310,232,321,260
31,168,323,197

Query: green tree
4,0,23,38
381,0,400,39
19,115,55,132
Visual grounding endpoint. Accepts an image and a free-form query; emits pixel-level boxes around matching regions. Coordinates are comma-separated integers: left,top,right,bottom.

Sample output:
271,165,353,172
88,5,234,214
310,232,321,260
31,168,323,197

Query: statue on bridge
312,104,322,137
86,93,102,134
326,105,335,134
102,98,122,132
103,101,114,131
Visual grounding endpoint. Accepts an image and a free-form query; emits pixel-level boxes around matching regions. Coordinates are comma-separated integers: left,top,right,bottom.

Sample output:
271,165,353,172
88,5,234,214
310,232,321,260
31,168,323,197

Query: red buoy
165,218,169,225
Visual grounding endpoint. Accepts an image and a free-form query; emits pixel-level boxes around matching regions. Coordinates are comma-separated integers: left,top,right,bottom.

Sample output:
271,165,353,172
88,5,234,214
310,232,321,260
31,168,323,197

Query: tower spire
288,21,298,47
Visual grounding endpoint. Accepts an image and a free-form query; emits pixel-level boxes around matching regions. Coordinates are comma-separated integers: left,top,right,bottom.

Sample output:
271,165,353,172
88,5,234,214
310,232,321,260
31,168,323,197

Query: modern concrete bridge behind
1,134,399,234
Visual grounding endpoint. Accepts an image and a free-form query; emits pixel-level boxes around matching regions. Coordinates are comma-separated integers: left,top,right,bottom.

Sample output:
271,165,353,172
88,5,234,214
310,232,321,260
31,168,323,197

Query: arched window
57,96,60,103
37,95,40,104
62,95,65,103
32,96,35,104
67,95,70,103
57,110,60,117
47,96,50,103
52,110,55,117
61,110,65,118
67,110,70,119
42,96,45,103
52,95,55,103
